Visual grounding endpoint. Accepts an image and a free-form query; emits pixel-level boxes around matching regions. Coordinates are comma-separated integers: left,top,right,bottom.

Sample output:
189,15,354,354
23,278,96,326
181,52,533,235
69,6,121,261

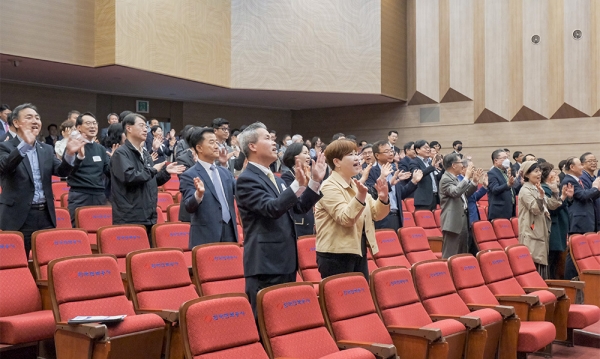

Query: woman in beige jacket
518,161,563,279
314,139,389,280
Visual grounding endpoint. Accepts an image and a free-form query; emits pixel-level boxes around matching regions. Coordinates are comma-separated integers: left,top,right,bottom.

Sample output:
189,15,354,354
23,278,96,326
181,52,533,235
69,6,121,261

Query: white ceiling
0,55,402,110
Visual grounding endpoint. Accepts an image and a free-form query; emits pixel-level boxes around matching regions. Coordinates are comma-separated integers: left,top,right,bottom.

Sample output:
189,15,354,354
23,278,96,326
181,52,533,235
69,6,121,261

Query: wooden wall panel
95,0,116,66
548,0,565,118
381,0,407,100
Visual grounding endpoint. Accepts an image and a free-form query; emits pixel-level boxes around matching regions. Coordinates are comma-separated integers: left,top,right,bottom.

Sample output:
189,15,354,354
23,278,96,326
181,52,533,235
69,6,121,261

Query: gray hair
443,153,462,170
291,134,303,143
238,122,267,158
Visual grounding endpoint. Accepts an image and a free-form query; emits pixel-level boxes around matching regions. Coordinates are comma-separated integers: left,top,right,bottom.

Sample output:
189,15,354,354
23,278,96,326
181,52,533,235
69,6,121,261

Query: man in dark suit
0,103,85,255
0,106,16,142
180,127,238,247
176,145,196,223
511,151,524,179
100,113,119,142
366,141,422,232
409,140,442,211
487,149,516,220
44,123,61,147
236,122,326,315
387,130,400,155
580,152,600,231
398,141,416,187
0,104,11,138
452,140,464,159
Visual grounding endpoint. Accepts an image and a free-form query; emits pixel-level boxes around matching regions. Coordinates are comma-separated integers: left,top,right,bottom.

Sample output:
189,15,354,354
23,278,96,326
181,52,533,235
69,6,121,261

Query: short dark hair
107,113,118,121
188,127,215,151
388,130,398,136
119,110,132,122
414,140,429,150
282,142,306,169
443,153,461,170
184,125,197,147
212,117,229,129
558,160,567,171
359,140,367,146
523,163,539,182
539,162,554,183
346,135,356,142
491,149,505,161
47,124,57,130
452,140,462,147
580,152,593,163
332,133,345,141
324,139,357,169
536,158,546,164
68,110,80,119
75,112,96,127
104,123,125,148
11,103,38,124
150,125,163,134
430,141,440,148
269,129,276,135
0,104,10,112
503,148,510,153
513,151,522,160
372,140,389,156
564,156,578,172
403,141,415,153
60,119,75,133
122,113,146,130
361,144,373,153
524,154,536,161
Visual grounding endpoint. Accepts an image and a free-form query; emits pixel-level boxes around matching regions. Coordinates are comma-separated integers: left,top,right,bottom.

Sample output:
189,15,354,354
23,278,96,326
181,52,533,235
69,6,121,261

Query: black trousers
20,204,54,256
67,191,107,227
246,272,297,318
374,211,401,233
220,220,237,243
316,231,369,282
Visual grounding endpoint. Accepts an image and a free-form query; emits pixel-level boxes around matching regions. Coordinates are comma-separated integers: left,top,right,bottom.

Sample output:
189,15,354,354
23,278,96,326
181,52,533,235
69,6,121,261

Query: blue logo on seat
214,255,238,261
380,238,395,244
0,243,16,249
491,259,504,265
411,233,423,238
150,262,179,268
205,311,245,322
116,235,141,240
429,271,446,278
169,232,189,236
339,288,365,296
389,279,408,286
54,240,82,245
279,298,311,309
517,253,528,259
91,214,111,219
77,270,111,277
462,265,475,271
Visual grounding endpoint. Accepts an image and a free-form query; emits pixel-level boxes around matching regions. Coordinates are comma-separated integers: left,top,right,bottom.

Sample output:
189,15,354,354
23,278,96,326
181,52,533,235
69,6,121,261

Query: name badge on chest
92,156,102,162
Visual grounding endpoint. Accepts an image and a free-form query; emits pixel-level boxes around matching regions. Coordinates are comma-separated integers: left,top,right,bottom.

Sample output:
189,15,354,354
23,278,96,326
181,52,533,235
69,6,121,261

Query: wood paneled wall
381,0,407,100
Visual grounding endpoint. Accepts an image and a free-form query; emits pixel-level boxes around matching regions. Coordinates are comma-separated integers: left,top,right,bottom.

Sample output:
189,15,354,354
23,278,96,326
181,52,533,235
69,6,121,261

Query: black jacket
409,157,442,207
110,140,171,225
176,149,196,222
487,166,516,220
67,142,111,194
561,175,600,234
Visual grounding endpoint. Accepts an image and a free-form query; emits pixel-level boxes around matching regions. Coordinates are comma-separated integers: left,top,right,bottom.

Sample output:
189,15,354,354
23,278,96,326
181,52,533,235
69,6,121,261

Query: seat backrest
75,206,113,244
127,248,198,311
510,217,519,237
156,207,166,224
585,233,600,263
447,254,500,305
167,204,181,222
193,243,245,296
32,229,91,280
477,250,525,295
398,227,437,264
60,193,69,208
404,198,415,213
478,207,488,221
163,174,180,191
152,223,190,251
237,225,244,245
492,219,519,248
258,282,340,359
414,210,438,230
569,235,600,272
320,273,393,345
52,182,70,201
505,245,548,288
97,225,150,273
297,236,321,282
402,211,416,228
157,192,175,212
433,209,441,227
49,255,135,322
0,232,43,317
180,294,268,359
373,230,410,268
55,207,72,229
412,260,470,316
370,266,435,328
472,221,502,250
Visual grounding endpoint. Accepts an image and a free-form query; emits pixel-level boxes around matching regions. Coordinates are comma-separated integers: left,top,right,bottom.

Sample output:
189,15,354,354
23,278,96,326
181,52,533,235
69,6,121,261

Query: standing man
580,152,600,231
399,141,416,186
360,144,374,168
387,130,400,155
180,127,238,246
45,124,60,147
0,106,16,142
110,113,185,240
511,151,524,178
439,154,481,258
212,118,238,173
452,140,464,159
0,104,11,138
66,113,111,226
236,122,326,315
0,103,85,255
409,140,442,211
144,118,160,152
487,149,516,220
100,113,119,141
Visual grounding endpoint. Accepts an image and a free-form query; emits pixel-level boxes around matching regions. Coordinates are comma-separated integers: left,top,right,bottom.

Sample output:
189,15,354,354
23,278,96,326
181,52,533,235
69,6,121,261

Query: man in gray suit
439,153,483,258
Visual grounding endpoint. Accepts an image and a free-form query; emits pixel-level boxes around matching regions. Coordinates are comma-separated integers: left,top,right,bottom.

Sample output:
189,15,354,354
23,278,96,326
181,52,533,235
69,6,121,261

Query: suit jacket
281,170,315,237
236,163,322,276
581,171,600,231
45,135,60,147
99,128,108,142
487,166,515,220
0,131,15,142
180,162,238,247
439,172,478,234
0,137,73,230
176,149,196,222
409,157,442,207
561,175,600,234
365,163,417,226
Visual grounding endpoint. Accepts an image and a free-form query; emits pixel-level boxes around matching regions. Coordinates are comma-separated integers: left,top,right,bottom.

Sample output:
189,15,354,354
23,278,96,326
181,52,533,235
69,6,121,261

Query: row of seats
569,232,600,308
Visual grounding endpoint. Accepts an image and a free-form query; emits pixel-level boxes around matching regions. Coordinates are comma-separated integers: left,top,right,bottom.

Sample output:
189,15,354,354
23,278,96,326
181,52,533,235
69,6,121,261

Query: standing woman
281,143,316,237
310,136,322,159
518,161,559,279
314,139,390,280
540,162,574,279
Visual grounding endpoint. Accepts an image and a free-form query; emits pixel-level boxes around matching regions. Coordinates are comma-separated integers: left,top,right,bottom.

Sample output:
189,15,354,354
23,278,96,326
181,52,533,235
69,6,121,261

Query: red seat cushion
0,310,56,344
567,304,600,329
197,343,268,359
469,308,502,327
528,290,556,305
201,278,246,296
517,321,556,353
421,319,466,337
320,348,375,359
105,313,165,337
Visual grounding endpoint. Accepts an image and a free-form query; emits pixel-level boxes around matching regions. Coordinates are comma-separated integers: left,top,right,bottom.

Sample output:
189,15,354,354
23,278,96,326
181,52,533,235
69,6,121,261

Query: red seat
237,224,244,245
373,229,411,268
179,294,269,359
491,219,519,248
0,232,55,348
398,227,438,265
166,204,180,222
192,243,245,296
31,228,91,280
152,223,191,267
51,182,70,209
569,235,600,308
510,217,519,237
162,174,180,199
472,221,503,251
402,211,416,228
75,206,113,246
412,260,504,359
156,206,166,224
478,207,488,221
404,198,415,213
257,282,375,359
370,266,467,359
97,225,150,273
585,233,600,264
60,192,69,207
318,274,398,358
414,210,442,238
448,254,556,354
297,235,321,282
157,192,175,213
49,255,165,358
366,248,379,273
55,207,72,229
433,209,441,227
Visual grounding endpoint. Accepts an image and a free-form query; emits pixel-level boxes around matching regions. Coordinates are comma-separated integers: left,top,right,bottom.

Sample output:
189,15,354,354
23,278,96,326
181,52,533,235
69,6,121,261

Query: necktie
579,179,585,188
209,165,231,223
267,171,280,193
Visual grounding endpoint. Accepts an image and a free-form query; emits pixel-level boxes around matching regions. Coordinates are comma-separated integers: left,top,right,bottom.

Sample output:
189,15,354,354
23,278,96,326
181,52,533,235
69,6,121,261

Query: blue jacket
561,174,600,234
581,171,600,231
487,166,515,220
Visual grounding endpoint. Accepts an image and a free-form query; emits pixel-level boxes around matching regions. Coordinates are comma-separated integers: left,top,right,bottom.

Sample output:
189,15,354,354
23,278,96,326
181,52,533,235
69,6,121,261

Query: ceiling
0,55,402,111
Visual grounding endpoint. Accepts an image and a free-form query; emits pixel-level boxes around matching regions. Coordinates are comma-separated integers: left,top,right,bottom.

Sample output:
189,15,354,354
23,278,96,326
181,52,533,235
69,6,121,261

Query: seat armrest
56,322,107,340
430,314,481,329
545,280,584,290
495,294,539,306
387,326,442,342
522,286,564,298
581,269,600,275
136,309,179,323
188,267,193,276
466,304,515,318
120,272,127,280
337,340,397,359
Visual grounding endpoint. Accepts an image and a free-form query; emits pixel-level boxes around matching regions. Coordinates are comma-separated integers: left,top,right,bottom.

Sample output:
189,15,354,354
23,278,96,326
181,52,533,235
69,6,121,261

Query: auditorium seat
55,207,72,229
127,248,199,359
402,211,416,228
297,235,321,294
256,282,375,359
51,182,70,209
234,199,242,227
162,174,180,199
404,198,415,213
157,192,175,214
370,266,467,359
412,260,504,359
175,191,182,204
152,222,192,267
0,232,55,353
237,224,244,245
398,227,439,264
49,254,165,359
156,206,166,224
448,254,556,357
318,273,399,358
366,248,379,273
506,244,600,344
472,221,503,251
433,208,441,227
97,224,150,273
585,233,600,264
192,243,245,296
179,294,269,359
60,192,69,207
166,204,180,222
372,229,411,268
478,207,488,221
511,217,519,237
491,219,519,248
75,205,112,247
414,210,443,253
569,234,600,307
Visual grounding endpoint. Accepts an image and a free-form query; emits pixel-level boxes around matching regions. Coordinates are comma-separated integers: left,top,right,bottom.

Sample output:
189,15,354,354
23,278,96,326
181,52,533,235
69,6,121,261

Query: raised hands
294,157,309,187
411,169,424,184
152,137,162,151
379,162,393,179
218,147,229,166
65,135,86,157
166,162,185,174
390,170,411,186
472,168,484,184
352,178,369,204
311,152,328,182
359,163,372,184
194,177,205,198
562,183,574,199
150,151,159,162
535,182,545,198
464,162,475,180
106,143,119,157
374,177,389,202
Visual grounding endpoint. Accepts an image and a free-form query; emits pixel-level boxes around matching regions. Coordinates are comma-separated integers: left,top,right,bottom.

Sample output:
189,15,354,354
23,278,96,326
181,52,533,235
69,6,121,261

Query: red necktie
579,179,585,188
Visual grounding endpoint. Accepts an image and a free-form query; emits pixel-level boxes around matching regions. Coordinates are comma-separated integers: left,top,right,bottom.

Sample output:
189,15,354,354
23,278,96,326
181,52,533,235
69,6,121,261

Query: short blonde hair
324,139,357,169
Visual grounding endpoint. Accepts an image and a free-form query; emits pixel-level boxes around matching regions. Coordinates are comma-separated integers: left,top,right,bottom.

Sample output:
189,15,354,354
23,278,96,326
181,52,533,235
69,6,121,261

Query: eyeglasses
585,159,598,164
83,121,98,127
217,127,230,132
380,149,393,154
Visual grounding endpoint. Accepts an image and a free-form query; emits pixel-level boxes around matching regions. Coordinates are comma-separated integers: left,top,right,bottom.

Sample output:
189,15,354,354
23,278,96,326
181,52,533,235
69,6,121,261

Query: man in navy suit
580,152,600,231
398,141,416,187
180,127,238,247
236,122,327,315
487,149,516,220
409,140,443,211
